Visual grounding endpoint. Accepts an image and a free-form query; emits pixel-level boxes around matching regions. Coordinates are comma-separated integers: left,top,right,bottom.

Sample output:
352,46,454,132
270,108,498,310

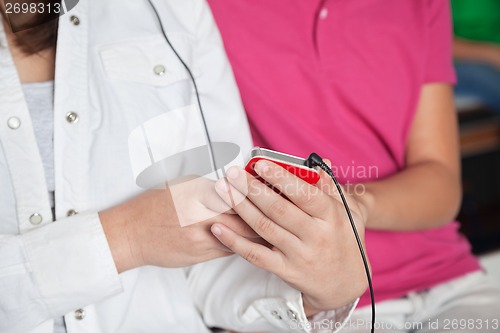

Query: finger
312,160,361,223
215,213,260,239
316,158,338,197
215,176,301,251
211,223,284,274
225,167,312,239
203,182,237,214
189,221,234,254
252,160,333,219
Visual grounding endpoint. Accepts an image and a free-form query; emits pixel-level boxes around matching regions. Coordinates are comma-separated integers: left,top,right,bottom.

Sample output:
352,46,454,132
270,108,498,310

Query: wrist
302,293,356,316
99,206,144,273
302,294,321,317
349,183,374,227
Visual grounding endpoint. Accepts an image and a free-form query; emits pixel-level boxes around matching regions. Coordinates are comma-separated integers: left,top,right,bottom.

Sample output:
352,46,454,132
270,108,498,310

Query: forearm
100,207,142,274
99,188,178,273
356,160,461,231
453,38,500,65
100,185,250,273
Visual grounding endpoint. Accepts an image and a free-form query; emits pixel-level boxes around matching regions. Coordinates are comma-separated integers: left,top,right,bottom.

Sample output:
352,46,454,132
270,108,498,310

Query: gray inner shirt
22,81,55,208
22,80,66,333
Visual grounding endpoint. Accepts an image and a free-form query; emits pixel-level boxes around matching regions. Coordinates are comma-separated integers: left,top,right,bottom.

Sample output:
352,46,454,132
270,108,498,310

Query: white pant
342,271,500,332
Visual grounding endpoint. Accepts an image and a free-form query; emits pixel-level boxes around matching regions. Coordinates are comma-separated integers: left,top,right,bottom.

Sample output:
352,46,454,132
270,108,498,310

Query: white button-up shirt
0,1,354,332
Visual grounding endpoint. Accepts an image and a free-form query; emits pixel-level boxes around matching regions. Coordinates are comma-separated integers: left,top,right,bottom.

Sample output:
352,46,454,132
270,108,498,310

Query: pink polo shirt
208,0,480,307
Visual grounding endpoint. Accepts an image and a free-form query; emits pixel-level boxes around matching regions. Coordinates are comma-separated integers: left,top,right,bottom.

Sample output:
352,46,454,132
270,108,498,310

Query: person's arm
355,83,462,230
453,38,500,69
100,180,255,273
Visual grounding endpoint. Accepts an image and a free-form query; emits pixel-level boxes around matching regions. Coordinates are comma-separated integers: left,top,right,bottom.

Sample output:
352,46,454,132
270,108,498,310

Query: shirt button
70,15,80,26
271,310,282,320
66,112,79,124
74,308,85,320
153,64,166,76
66,209,78,217
319,7,328,19
29,213,43,225
7,117,21,129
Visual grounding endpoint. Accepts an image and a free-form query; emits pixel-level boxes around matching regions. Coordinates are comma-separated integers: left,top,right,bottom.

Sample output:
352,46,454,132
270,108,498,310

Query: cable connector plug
306,152,325,169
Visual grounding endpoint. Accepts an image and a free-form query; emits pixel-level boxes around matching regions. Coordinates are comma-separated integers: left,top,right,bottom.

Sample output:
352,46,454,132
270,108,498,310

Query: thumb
315,158,335,194
323,158,332,168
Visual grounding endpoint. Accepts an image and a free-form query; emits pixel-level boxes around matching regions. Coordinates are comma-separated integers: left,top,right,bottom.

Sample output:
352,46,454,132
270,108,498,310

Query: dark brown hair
1,4,58,55
13,18,58,54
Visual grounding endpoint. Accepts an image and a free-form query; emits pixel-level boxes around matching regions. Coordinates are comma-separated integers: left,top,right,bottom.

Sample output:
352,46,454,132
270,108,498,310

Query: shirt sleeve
187,256,356,333
423,0,456,84
0,213,122,333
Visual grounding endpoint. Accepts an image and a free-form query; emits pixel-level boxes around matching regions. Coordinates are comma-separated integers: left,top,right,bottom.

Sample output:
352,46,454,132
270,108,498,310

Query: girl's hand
211,160,370,312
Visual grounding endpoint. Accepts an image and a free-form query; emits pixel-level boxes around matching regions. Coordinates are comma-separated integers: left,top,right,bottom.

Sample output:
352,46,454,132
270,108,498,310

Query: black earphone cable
147,0,220,180
307,153,375,333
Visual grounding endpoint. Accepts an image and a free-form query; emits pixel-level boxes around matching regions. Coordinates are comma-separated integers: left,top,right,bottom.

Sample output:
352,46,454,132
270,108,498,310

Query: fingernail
211,225,222,236
226,167,239,180
215,179,229,193
255,160,270,174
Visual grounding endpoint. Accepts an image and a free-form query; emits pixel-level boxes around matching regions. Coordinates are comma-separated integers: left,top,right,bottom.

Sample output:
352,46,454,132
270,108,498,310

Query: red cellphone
245,147,320,184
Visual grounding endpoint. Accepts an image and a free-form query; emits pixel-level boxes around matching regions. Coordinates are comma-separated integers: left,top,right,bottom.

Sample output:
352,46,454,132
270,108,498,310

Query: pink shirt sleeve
423,0,456,84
